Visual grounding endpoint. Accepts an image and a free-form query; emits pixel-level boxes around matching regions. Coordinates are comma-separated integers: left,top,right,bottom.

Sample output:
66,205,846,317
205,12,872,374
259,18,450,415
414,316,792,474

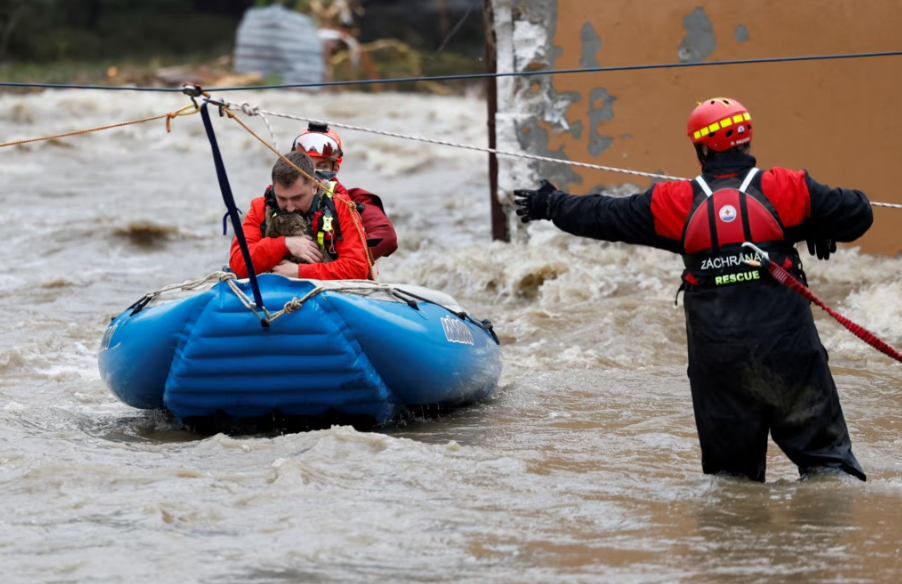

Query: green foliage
0,0,241,62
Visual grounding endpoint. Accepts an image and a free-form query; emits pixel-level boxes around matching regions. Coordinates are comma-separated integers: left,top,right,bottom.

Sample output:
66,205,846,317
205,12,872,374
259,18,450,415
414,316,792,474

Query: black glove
807,238,837,260
513,179,558,223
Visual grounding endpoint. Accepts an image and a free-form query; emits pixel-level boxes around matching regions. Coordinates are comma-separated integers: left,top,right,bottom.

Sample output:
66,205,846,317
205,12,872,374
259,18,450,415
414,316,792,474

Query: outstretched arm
514,180,684,253
804,173,873,243
761,168,874,260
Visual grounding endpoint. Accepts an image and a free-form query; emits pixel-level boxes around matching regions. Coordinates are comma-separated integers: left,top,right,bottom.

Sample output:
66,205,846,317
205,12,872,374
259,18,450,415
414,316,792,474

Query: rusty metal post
484,0,509,242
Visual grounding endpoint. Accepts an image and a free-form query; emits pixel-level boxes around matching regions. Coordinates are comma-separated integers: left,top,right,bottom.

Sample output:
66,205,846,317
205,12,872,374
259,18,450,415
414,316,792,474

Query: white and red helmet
292,122,344,171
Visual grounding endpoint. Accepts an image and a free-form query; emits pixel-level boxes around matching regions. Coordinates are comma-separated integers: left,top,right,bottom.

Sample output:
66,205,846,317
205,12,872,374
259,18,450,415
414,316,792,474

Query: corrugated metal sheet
233,5,323,87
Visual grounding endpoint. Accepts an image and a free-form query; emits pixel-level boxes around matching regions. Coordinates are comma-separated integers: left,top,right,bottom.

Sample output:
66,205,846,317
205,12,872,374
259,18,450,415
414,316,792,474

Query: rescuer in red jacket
292,123,399,261
514,97,873,482
229,150,371,281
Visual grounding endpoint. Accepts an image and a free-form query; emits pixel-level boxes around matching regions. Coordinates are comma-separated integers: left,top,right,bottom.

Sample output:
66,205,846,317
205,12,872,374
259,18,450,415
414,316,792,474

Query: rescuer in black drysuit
513,97,873,482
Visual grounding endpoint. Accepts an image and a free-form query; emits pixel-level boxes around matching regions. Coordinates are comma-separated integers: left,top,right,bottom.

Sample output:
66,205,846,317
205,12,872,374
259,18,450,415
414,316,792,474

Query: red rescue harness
681,168,802,287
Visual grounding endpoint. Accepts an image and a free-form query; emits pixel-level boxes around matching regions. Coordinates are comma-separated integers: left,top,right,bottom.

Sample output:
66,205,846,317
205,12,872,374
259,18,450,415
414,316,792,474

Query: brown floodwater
0,90,900,583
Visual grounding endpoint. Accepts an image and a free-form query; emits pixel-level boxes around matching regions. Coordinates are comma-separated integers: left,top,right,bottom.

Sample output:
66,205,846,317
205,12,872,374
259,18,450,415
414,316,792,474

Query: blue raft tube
98,273,502,432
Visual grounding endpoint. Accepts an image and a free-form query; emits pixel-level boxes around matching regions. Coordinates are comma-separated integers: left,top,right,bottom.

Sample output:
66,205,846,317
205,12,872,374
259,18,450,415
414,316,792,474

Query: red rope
765,262,902,364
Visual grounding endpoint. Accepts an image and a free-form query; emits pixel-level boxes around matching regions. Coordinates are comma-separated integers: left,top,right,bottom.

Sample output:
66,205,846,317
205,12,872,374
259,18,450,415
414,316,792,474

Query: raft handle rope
225,280,377,323
389,289,420,310
120,271,321,325
123,270,499,342
229,280,373,323
742,242,902,364
128,271,236,316
389,287,500,345
217,97,902,210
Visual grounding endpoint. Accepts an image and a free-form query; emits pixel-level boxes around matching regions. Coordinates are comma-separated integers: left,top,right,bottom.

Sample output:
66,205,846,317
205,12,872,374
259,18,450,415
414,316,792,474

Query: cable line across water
0,50,900,93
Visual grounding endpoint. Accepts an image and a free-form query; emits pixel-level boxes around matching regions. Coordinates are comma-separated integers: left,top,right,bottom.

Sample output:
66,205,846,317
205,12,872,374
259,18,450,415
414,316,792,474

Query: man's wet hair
272,151,315,187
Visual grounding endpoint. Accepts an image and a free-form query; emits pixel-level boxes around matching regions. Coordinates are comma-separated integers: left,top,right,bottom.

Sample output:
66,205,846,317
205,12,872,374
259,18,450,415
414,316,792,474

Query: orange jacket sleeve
296,194,371,280
229,197,289,278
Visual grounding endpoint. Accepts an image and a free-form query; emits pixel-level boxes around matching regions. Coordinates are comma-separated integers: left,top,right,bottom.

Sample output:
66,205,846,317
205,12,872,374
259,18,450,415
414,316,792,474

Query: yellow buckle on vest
322,215,334,233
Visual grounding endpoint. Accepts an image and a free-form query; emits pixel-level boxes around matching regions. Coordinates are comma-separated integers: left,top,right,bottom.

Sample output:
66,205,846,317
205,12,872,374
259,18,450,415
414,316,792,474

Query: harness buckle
741,241,770,261
181,82,206,108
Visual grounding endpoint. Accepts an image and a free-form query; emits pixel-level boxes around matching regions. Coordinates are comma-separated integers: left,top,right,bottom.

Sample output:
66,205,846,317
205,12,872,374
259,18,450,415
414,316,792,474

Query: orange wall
538,0,902,254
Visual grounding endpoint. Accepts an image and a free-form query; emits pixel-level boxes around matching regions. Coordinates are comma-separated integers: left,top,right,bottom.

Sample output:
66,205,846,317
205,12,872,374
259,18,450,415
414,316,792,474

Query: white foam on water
0,323,101,382
841,281,902,341
1,88,901,584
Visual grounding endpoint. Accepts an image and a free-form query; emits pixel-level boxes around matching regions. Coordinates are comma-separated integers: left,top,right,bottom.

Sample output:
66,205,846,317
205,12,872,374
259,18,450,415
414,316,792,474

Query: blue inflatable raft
98,274,502,428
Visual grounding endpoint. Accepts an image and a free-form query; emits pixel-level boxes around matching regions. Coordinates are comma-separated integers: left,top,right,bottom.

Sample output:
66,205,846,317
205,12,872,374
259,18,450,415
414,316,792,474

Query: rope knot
239,103,261,116
165,103,199,133
283,298,305,313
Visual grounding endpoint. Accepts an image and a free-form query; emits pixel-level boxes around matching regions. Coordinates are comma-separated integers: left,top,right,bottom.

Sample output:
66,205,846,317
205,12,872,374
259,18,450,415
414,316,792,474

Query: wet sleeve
228,198,289,278
547,185,684,252
296,198,371,280
804,172,874,242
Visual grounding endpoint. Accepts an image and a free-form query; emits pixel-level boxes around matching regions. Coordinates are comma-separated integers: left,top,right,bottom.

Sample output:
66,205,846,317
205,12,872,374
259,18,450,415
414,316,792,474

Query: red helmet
687,97,753,151
292,123,344,171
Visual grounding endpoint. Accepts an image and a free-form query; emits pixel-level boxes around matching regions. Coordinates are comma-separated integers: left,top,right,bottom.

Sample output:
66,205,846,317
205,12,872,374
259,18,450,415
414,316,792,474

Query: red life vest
681,168,802,287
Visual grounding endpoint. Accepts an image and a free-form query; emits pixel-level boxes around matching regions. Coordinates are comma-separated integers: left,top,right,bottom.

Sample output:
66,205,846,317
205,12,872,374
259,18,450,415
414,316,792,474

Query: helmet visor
293,133,341,159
